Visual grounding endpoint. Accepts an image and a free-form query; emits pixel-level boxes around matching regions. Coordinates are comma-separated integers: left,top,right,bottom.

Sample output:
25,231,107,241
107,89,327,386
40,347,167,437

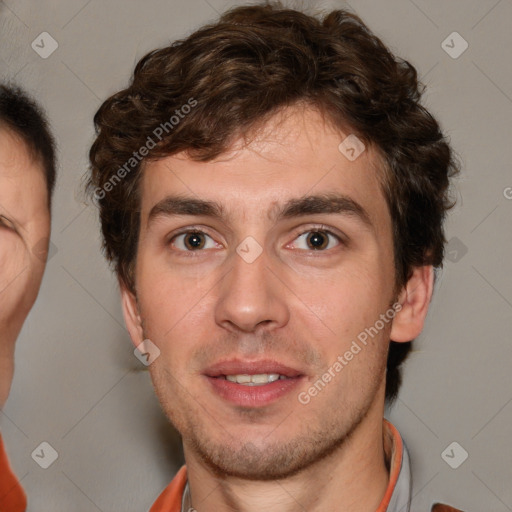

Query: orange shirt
0,433,26,512
150,465,187,512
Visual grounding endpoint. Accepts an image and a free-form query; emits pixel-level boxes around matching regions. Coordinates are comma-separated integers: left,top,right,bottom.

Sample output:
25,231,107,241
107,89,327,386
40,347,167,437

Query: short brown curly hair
87,2,459,403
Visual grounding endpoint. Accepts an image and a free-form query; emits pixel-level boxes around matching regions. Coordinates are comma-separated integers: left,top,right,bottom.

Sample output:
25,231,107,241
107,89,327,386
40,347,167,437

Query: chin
186,422,353,482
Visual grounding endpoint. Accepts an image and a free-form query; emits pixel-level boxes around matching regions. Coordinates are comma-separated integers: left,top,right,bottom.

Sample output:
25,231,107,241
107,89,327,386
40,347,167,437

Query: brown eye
306,231,329,250
290,229,341,251
184,232,205,250
171,230,217,252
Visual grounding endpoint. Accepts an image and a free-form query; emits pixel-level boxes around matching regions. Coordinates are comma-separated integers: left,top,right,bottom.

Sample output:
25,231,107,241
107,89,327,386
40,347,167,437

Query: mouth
204,360,305,407
221,373,290,386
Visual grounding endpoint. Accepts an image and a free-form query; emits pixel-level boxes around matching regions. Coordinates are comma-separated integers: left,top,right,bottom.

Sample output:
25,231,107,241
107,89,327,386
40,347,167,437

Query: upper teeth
225,374,285,385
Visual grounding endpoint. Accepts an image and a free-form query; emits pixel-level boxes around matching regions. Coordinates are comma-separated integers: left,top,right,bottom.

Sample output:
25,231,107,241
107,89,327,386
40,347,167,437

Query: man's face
125,106,400,479
0,128,50,407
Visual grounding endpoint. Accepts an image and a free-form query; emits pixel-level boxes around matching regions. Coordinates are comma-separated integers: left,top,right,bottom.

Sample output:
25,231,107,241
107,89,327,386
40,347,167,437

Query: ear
120,279,144,348
390,265,434,343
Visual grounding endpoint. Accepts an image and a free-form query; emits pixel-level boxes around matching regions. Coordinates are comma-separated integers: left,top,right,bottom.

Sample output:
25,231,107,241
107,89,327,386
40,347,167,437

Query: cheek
287,259,391,344
137,275,212,339
136,276,216,379
136,247,220,333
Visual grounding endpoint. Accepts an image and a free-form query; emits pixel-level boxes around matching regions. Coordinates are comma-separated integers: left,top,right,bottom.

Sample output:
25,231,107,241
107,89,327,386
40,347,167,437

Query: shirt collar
381,419,412,512
181,480,191,512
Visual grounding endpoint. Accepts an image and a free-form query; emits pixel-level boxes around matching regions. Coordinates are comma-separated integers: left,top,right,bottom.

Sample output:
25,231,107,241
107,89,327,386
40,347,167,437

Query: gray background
1,0,511,510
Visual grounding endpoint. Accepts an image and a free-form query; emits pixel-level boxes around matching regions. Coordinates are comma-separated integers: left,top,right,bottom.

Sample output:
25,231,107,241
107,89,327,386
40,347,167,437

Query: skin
122,105,433,512
0,128,50,408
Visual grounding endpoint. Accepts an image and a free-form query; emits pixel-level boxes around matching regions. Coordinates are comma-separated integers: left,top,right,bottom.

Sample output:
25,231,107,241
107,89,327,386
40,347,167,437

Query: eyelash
288,226,343,251
0,215,16,232
169,229,220,254
167,225,345,253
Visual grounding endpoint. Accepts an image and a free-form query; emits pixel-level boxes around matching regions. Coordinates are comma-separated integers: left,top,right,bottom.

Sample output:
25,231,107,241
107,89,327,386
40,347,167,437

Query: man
0,84,56,511
88,4,462,511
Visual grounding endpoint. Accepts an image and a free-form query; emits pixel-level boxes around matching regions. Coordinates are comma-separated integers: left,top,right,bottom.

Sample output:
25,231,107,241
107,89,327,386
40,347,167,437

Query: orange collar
378,419,411,512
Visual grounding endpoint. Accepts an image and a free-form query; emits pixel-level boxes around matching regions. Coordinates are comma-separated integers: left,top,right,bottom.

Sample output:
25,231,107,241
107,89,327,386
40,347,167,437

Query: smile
221,373,290,386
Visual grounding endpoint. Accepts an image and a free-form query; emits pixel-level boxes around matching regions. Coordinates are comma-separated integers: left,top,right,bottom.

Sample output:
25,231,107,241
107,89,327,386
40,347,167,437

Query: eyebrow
148,196,224,226
279,194,372,227
147,193,372,229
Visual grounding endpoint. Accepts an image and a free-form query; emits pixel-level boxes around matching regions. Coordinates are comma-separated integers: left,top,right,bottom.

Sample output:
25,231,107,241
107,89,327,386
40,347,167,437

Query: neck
184,396,390,512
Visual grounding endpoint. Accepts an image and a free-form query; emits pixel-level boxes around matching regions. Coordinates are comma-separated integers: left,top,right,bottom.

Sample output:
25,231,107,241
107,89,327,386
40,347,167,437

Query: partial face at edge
122,106,430,479
0,128,50,407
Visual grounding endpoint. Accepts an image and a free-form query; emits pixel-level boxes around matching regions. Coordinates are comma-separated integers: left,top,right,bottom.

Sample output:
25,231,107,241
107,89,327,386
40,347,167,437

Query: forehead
0,128,49,225
140,106,388,225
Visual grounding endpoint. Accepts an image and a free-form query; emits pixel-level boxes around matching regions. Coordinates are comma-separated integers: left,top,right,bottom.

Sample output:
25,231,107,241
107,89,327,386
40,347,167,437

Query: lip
204,359,303,378
204,359,305,408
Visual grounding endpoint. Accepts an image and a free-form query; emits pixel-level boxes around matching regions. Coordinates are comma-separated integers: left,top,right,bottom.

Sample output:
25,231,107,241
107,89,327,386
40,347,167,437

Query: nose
214,246,290,334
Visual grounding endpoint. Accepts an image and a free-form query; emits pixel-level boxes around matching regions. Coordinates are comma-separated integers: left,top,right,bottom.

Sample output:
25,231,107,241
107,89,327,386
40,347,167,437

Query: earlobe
120,280,144,347
390,265,434,343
